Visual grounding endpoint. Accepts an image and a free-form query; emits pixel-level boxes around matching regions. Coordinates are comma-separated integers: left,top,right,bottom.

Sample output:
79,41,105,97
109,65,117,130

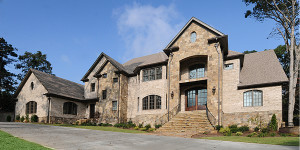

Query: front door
90,104,95,118
185,88,207,111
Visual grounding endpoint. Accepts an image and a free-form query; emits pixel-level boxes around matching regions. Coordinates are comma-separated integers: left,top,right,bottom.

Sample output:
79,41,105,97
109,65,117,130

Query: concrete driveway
0,122,298,150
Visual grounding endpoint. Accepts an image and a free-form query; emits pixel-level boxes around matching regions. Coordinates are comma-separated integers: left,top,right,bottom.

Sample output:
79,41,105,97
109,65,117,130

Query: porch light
171,91,174,99
212,86,216,94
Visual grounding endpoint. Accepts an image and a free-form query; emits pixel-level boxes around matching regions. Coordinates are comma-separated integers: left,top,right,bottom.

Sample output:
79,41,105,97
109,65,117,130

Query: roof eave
237,81,289,89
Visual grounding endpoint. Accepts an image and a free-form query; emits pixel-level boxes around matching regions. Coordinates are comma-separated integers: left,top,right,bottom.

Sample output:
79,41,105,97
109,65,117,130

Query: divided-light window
63,102,77,115
143,66,162,82
142,95,161,110
26,101,37,114
243,90,263,107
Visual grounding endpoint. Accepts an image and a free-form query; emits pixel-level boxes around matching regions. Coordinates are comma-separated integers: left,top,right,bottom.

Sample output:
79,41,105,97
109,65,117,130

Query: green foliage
236,132,243,136
6,115,11,122
219,127,231,136
280,133,287,137
243,50,257,54
149,128,155,132
258,132,268,137
238,125,249,133
247,132,257,137
145,124,151,130
261,127,270,133
155,124,162,129
20,116,25,122
138,123,143,128
25,114,29,122
215,125,223,131
270,132,277,137
81,122,96,126
269,114,278,131
254,126,260,132
98,123,112,127
15,51,53,80
134,126,139,130
113,122,136,129
15,115,20,121
229,124,238,133
30,115,38,122
140,128,147,131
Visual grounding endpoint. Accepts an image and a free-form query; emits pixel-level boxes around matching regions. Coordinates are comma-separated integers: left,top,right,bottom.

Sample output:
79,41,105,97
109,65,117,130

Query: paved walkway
0,122,298,150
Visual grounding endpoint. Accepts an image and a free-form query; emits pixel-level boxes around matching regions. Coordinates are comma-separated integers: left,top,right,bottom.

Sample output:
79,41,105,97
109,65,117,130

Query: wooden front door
185,88,207,111
90,104,95,118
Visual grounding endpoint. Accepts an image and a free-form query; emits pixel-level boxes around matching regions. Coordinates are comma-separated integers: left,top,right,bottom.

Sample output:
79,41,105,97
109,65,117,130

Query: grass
200,136,300,146
36,123,147,133
0,130,50,150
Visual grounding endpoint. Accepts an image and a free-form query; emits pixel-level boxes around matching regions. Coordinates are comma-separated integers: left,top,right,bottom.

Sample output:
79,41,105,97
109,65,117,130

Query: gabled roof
14,69,84,100
165,17,225,49
238,50,288,88
81,52,128,81
123,52,168,74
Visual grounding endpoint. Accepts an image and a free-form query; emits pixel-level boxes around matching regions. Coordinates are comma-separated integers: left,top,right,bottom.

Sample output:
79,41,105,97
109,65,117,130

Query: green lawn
0,130,50,150
39,123,147,133
200,136,300,146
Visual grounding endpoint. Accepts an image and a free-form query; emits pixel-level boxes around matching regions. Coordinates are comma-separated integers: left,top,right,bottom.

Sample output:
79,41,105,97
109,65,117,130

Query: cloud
61,55,71,64
114,3,183,61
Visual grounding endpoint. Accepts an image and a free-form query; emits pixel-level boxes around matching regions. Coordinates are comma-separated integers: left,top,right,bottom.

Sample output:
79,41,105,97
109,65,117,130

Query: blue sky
0,0,283,84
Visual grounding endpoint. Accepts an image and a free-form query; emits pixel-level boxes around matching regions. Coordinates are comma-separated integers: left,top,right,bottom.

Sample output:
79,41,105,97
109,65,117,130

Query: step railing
205,104,217,128
155,104,180,125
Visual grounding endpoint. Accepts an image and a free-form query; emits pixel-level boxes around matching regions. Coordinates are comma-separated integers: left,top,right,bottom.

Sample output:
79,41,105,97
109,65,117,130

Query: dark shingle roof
123,52,168,74
14,69,84,100
239,50,288,87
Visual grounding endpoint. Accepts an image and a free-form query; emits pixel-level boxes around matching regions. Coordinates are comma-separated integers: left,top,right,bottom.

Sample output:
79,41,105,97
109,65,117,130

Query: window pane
149,95,155,109
189,69,196,79
198,89,207,105
112,101,118,111
244,91,253,107
143,97,148,110
156,67,162,79
156,96,161,109
187,90,196,107
149,69,155,81
143,70,148,81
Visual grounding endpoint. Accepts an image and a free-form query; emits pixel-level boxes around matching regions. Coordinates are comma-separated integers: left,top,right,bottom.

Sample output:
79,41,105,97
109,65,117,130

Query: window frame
102,90,107,100
243,90,263,107
102,73,107,78
190,32,197,43
90,83,95,92
112,101,118,111
142,95,162,110
63,102,77,115
142,66,162,82
189,64,206,79
26,101,37,114
224,63,234,70
113,78,118,83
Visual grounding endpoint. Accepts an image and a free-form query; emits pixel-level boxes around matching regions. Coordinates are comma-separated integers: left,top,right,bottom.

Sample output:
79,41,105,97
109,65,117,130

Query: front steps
155,110,215,137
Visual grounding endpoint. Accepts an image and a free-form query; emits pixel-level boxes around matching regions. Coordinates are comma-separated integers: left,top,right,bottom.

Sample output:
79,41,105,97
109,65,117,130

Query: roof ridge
123,52,165,65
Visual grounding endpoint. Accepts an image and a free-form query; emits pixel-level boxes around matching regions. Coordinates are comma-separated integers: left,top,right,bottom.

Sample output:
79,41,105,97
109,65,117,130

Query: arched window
31,82,34,90
189,64,205,79
244,90,263,107
26,101,37,114
190,32,197,43
142,95,161,110
63,102,77,115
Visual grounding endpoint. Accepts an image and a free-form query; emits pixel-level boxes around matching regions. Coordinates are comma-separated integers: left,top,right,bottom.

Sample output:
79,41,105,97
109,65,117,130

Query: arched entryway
185,88,207,111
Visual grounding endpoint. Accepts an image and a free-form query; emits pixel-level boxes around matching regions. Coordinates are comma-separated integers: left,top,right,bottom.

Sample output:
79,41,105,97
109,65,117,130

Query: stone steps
155,110,215,137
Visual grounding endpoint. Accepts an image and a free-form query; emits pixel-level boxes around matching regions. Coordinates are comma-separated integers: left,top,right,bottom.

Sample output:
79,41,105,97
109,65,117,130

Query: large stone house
14,17,288,131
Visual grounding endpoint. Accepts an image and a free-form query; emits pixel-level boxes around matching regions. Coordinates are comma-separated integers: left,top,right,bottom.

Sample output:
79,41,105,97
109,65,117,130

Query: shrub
269,114,278,131
114,123,125,128
138,123,143,128
155,124,162,129
261,127,270,133
15,115,20,121
254,126,260,132
229,124,238,133
127,121,136,128
238,125,249,133
30,115,38,122
134,126,139,130
236,132,243,136
270,132,276,137
6,115,11,122
280,133,287,137
149,128,155,132
258,132,268,137
145,124,151,130
20,116,25,122
140,128,147,131
247,132,257,137
219,127,231,136
25,114,29,122
215,125,223,131
99,123,112,127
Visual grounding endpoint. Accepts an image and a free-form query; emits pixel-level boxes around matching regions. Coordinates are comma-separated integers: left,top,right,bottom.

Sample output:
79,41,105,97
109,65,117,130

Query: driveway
0,122,298,150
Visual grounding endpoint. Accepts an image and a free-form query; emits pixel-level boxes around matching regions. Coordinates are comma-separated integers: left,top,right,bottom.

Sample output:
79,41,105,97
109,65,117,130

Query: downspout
214,42,221,126
47,96,51,124
117,73,121,123
168,52,173,121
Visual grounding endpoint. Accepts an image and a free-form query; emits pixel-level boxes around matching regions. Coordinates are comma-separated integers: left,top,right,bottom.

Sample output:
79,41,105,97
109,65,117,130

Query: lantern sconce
212,86,216,95
171,91,174,99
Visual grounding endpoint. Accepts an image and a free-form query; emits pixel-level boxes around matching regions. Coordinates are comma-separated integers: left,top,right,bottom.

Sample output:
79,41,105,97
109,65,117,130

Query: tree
15,51,53,81
244,0,299,127
243,50,258,54
0,37,18,112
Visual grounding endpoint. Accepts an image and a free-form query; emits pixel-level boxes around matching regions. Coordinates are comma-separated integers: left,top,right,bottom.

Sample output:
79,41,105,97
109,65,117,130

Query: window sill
179,77,208,84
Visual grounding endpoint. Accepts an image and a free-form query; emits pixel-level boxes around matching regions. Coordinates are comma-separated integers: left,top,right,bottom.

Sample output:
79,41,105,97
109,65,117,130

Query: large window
102,90,107,99
244,90,263,107
63,102,77,115
142,95,161,110
143,66,162,82
26,101,37,114
189,64,205,79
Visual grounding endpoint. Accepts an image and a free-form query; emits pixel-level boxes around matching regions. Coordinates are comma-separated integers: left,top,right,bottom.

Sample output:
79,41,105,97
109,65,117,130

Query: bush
254,126,260,132
134,126,139,130
270,132,276,137
99,123,113,127
261,127,270,133
155,124,162,129
6,115,11,122
280,133,287,137
145,124,151,130
215,125,223,131
258,132,268,137
114,123,125,128
140,128,147,131
138,123,143,128
126,121,136,128
20,116,25,122
247,132,257,137
25,114,29,122
236,132,243,136
149,128,155,132
15,115,20,121
229,125,238,133
269,114,278,131
219,127,231,136
30,115,38,122
238,125,249,133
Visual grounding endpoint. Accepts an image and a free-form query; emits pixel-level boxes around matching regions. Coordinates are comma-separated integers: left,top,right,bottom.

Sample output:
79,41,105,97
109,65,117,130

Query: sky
0,0,284,84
